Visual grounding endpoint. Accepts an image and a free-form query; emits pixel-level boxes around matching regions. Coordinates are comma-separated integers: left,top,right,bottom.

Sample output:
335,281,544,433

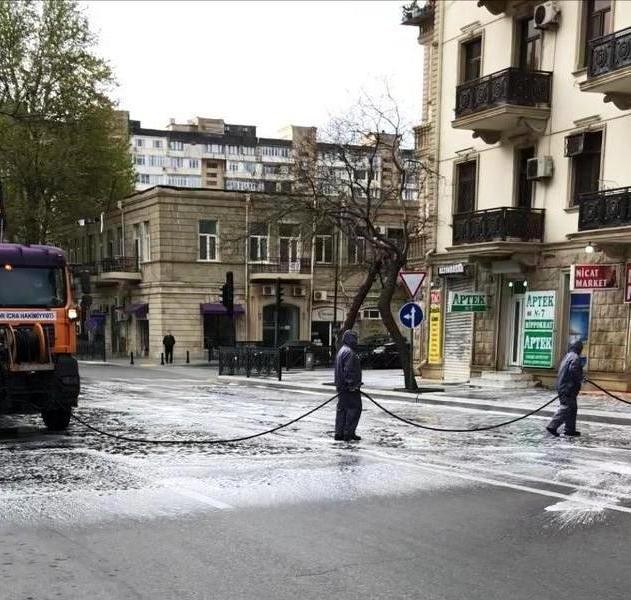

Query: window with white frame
167,175,202,187
148,155,164,167
133,224,142,262
225,179,263,191
199,220,218,261
347,236,366,265
153,139,163,149
240,146,256,156
315,226,333,264
261,145,290,158
362,308,381,320
169,140,184,151
228,161,239,172
139,174,150,184
135,138,144,148
140,221,151,262
171,157,184,168
249,223,268,262
226,145,239,155
403,188,417,201
135,154,146,166
188,158,199,169
206,143,223,153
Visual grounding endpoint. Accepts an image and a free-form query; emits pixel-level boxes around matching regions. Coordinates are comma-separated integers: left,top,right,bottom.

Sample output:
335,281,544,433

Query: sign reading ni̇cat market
522,291,555,369
447,292,487,313
571,264,620,290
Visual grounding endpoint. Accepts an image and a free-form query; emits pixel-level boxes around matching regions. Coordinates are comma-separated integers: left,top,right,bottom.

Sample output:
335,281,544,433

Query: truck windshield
0,266,67,308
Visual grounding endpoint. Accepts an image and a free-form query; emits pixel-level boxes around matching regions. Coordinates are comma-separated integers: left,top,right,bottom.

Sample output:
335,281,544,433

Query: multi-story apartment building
404,0,631,389
67,187,413,359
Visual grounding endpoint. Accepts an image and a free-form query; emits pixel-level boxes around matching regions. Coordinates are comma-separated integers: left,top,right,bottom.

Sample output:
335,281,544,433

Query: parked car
358,335,406,369
280,340,331,368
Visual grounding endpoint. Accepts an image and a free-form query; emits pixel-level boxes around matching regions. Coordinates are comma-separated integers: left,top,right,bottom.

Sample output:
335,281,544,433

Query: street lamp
585,241,595,254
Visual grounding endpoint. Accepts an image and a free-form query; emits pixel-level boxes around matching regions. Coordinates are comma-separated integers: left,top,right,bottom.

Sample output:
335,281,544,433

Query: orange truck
0,243,83,430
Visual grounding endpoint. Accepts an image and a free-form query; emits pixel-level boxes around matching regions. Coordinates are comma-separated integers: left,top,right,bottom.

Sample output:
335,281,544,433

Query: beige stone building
66,186,414,360
404,0,631,389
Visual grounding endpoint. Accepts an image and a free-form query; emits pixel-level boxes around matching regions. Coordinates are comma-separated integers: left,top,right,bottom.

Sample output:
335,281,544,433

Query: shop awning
200,303,245,316
124,303,149,318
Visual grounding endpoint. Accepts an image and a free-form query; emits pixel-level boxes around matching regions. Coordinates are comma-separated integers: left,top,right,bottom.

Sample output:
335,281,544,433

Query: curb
218,375,631,427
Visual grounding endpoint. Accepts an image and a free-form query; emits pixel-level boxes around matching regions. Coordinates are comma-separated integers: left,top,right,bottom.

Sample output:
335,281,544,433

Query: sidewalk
218,368,631,428
78,357,212,368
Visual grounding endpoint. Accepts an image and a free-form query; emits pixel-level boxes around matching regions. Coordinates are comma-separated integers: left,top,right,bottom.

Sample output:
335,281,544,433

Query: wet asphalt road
2,363,631,599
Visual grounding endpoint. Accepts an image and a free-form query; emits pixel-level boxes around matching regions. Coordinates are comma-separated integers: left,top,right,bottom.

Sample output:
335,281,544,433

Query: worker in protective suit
547,340,584,437
334,330,363,442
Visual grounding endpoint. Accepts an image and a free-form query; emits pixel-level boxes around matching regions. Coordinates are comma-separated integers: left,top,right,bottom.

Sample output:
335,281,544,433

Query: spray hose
59,378,630,445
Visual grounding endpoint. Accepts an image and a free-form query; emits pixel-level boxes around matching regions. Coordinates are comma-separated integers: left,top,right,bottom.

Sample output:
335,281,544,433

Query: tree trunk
377,258,418,391
335,259,381,348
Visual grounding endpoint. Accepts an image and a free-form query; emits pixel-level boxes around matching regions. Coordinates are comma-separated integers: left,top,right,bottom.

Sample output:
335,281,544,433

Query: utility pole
221,271,235,346
274,278,283,348
332,227,341,347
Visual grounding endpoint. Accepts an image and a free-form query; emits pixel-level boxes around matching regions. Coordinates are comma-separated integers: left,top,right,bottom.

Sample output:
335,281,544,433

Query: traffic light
221,271,234,314
275,280,283,309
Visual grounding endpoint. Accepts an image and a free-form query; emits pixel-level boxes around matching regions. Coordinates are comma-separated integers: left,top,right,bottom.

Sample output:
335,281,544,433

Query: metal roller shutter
443,278,473,383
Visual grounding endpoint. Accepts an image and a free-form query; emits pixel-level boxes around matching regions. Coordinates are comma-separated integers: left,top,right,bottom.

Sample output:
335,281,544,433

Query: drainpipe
118,200,125,257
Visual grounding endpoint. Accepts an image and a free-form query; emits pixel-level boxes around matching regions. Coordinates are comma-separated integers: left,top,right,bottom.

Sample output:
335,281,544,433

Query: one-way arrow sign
399,271,427,299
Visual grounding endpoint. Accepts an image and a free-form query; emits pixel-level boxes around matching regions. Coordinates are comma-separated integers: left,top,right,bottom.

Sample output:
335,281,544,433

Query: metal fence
76,337,106,361
218,346,279,377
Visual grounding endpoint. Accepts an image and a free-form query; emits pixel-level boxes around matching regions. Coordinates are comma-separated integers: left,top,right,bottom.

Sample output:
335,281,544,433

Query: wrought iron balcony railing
587,26,631,79
100,256,140,273
455,68,552,118
578,187,631,231
249,258,311,275
452,207,545,245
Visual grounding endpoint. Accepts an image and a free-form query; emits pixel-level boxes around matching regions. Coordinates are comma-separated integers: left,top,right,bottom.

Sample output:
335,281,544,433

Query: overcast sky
82,1,422,137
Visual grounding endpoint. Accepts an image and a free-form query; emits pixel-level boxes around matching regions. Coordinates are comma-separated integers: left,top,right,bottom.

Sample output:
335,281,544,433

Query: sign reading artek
447,292,487,313
522,291,555,368
571,264,620,290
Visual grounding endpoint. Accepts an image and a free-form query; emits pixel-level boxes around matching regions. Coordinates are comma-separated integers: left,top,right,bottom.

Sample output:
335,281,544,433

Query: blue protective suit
548,341,584,435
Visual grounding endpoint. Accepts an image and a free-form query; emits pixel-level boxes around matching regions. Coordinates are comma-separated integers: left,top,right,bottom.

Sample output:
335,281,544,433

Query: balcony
451,207,545,254
580,27,631,110
75,257,141,284
476,0,536,15
452,68,552,144
578,187,631,232
401,1,433,27
249,258,312,282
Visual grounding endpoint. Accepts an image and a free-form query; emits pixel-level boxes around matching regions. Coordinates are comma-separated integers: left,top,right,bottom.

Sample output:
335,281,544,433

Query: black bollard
130,351,134,365
161,352,165,366
186,350,190,364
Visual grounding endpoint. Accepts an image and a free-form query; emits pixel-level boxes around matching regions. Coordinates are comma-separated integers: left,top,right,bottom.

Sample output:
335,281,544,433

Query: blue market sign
399,302,424,329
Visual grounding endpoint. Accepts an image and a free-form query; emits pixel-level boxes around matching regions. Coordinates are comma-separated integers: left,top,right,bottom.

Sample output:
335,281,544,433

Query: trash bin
305,351,315,370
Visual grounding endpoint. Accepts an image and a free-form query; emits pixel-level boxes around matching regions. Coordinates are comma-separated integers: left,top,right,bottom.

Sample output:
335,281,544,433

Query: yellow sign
428,289,442,364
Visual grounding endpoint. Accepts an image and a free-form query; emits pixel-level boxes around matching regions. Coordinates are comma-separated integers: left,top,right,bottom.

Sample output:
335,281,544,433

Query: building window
347,236,366,265
582,0,612,67
461,37,482,83
199,220,218,261
315,227,333,264
515,147,535,209
228,162,239,172
226,145,239,155
167,175,202,187
567,131,603,206
517,16,542,71
139,173,150,184
240,146,256,156
135,138,144,148
135,154,145,166
140,221,151,262
153,139,163,149
362,308,381,320
206,143,223,153
117,226,123,257
402,188,417,202
148,155,164,167
133,224,142,262
261,146,290,158
169,140,184,151
455,160,477,213
249,223,268,262
386,227,404,249
188,158,199,169
171,157,184,168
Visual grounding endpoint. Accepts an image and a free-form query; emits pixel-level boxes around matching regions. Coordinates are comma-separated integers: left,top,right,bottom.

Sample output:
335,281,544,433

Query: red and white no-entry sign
399,271,427,299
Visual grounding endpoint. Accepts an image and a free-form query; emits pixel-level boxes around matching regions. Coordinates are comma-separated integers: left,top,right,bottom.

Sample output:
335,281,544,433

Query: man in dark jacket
163,332,176,364
547,340,584,437
334,330,363,442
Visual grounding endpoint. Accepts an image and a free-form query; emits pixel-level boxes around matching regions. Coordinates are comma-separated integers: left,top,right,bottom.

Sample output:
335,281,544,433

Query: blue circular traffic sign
399,302,423,329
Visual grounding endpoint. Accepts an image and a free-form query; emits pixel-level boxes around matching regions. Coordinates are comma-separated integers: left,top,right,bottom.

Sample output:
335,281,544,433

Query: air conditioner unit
526,156,554,180
114,308,129,322
313,290,328,301
262,285,275,296
292,287,306,297
534,1,560,30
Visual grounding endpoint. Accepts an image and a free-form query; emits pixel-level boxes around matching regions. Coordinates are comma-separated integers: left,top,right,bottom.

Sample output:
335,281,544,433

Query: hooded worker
334,330,363,442
546,340,584,437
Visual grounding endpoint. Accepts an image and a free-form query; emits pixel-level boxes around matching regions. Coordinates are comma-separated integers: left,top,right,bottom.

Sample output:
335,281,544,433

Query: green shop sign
447,292,488,313
522,290,555,368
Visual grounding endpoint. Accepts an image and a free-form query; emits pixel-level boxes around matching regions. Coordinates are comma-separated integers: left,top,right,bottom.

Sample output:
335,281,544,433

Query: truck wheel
42,408,72,431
